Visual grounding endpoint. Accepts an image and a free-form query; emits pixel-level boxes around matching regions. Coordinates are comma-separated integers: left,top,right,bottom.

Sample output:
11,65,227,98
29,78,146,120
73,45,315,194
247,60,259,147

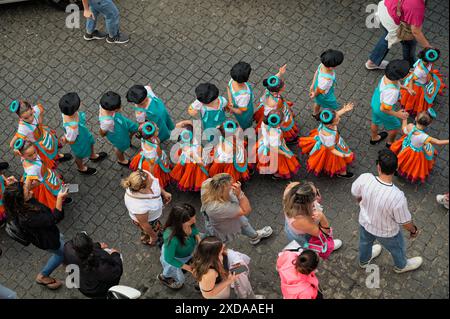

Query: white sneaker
359,244,382,268
254,294,265,299
249,226,273,245
436,194,449,209
333,239,343,251
365,60,389,70
394,257,423,273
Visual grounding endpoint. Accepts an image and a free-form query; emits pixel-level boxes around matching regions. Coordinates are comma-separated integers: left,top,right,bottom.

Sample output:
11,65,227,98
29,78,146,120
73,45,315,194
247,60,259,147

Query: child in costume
9,100,72,169
126,84,175,142
15,139,71,210
254,110,300,179
299,103,355,178
129,122,171,189
59,92,107,176
1,174,17,226
370,59,412,148
401,48,446,115
170,121,209,191
309,49,344,120
188,83,228,133
99,91,139,167
390,109,449,183
227,62,255,130
254,64,299,143
209,120,250,183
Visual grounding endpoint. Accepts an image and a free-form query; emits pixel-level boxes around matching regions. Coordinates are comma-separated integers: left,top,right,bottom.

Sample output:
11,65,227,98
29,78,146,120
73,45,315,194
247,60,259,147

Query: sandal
140,235,157,247
36,277,62,290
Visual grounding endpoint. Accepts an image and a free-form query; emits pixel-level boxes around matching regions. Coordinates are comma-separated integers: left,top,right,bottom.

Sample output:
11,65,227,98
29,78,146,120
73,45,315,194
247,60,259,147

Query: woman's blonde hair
120,170,147,192
283,181,316,219
201,173,232,205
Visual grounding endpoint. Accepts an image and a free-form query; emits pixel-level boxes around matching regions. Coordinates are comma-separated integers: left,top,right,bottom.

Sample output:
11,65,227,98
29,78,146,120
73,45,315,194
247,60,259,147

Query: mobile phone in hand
62,184,79,193
230,264,248,275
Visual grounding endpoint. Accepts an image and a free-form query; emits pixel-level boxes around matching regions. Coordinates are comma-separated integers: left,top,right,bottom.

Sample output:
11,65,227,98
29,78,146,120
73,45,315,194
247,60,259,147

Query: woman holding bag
366,0,432,70
121,170,172,247
282,181,342,259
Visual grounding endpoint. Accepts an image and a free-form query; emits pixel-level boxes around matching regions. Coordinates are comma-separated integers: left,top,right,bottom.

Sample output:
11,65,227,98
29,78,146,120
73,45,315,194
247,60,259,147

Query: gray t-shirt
200,179,243,241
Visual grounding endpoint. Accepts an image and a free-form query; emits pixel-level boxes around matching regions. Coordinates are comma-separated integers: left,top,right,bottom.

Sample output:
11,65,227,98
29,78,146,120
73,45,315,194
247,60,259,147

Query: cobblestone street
0,0,448,299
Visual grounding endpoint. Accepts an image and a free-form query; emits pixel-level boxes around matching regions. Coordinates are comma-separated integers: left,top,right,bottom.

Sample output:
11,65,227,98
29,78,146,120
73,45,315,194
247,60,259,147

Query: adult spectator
82,0,129,44
191,236,238,299
283,181,342,251
200,173,273,244
158,204,201,290
366,0,432,70
121,170,172,247
277,249,322,299
351,149,423,273
3,182,68,290
63,232,123,299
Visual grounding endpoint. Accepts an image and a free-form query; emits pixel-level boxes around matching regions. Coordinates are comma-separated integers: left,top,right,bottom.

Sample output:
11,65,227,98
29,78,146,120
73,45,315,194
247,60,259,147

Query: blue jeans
0,284,17,299
284,220,311,247
359,225,407,269
240,216,258,239
40,234,65,277
369,27,417,68
86,0,120,37
159,246,192,285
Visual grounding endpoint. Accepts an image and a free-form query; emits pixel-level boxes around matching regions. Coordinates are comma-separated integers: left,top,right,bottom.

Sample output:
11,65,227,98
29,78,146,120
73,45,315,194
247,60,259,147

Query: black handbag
5,219,31,246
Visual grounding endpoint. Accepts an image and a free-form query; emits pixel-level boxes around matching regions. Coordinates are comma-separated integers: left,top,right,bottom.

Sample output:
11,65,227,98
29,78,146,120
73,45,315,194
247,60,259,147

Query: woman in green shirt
158,204,201,289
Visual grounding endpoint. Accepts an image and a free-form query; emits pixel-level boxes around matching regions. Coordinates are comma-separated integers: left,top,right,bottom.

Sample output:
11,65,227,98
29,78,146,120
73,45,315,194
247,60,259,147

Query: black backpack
5,218,31,246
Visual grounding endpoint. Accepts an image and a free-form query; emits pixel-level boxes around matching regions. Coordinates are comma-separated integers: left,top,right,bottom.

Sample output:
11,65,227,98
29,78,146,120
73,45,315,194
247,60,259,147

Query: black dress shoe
0,162,9,170
370,131,388,145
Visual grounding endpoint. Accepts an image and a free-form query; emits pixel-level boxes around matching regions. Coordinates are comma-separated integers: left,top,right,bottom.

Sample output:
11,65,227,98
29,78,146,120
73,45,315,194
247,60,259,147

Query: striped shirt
351,173,411,238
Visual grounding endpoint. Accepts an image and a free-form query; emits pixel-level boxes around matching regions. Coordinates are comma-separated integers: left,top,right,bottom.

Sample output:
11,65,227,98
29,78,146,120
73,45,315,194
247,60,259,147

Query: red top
385,0,425,27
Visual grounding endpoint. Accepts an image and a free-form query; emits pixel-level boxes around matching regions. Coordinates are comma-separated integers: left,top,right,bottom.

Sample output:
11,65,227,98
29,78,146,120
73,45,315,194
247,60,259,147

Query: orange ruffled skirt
299,129,354,177
390,136,436,183
130,153,171,189
401,70,445,115
254,144,300,179
170,162,209,192
32,184,58,211
209,162,250,183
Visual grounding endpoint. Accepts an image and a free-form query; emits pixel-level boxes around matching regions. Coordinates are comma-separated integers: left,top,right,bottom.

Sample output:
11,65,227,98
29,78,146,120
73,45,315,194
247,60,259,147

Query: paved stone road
0,0,448,299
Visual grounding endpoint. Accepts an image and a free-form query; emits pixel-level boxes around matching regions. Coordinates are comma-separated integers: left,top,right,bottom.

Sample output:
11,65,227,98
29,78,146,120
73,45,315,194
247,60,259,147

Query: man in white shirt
351,149,422,273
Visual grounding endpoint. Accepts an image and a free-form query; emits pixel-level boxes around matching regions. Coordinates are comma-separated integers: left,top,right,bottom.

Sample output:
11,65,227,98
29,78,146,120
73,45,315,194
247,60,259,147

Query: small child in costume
254,110,300,179
309,49,344,120
14,139,71,210
9,99,72,169
188,83,228,133
59,92,107,176
129,122,171,189
170,121,209,191
299,103,355,178
401,48,446,115
98,91,139,167
126,84,175,142
226,61,255,130
254,64,299,143
1,174,17,226
209,120,250,183
390,109,449,183
370,59,412,148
